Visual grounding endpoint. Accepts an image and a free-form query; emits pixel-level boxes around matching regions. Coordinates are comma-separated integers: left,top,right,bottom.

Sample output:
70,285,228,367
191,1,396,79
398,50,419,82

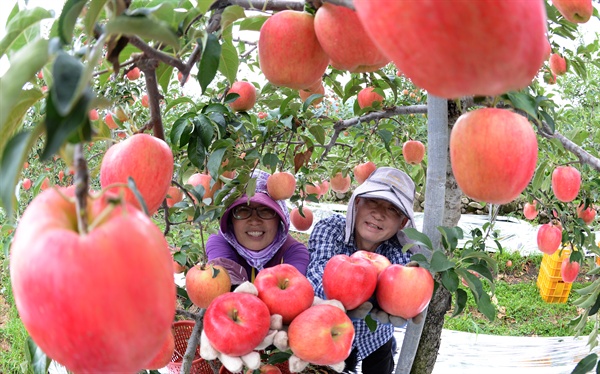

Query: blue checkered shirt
306,214,413,360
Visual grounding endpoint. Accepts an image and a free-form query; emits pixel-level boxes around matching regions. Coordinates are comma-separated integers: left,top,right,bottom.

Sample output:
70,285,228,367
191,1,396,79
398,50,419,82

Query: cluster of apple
323,252,434,321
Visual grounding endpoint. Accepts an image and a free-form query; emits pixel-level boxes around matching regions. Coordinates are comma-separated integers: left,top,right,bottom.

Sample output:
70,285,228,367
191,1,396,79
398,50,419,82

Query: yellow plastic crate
537,249,572,303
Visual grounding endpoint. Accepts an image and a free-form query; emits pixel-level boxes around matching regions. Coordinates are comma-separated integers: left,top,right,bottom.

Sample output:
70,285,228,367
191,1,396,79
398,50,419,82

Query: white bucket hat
344,167,416,244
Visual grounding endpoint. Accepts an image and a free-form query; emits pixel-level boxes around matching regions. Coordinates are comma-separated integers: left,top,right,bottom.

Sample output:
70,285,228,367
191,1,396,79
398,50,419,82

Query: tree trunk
409,99,464,374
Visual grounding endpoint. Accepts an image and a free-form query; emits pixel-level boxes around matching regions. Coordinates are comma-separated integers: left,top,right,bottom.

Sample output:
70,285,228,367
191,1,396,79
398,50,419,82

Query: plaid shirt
306,214,413,361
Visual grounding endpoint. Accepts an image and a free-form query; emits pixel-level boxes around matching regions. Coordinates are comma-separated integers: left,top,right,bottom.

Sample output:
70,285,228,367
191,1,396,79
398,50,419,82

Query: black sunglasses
232,205,278,220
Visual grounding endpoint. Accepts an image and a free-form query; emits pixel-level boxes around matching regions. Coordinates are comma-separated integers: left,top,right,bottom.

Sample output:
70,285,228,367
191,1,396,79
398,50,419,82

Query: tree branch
227,0,304,11
539,121,600,171
180,310,205,374
128,36,186,71
74,144,89,235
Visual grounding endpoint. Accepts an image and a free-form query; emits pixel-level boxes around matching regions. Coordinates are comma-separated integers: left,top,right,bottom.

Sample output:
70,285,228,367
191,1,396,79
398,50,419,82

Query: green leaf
308,125,326,145
302,94,324,112
207,147,227,181
52,52,85,117
26,337,52,374
197,34,221,94
239,15,268,31
467,263,494,283
451,288,468,317
441,269,459,293
104,15,180,51
0,125,44,217
196,114,215,148
218,39,239,85
170,113,195,148
262,153,279,173
58,0,86,45
0,88,44,157
187,136,206,169
157,62,174,95
0,7,52,57
570,353,598,374
438,226,463,251
221,5,245,31
364,315,378,332
165,96,197,114
197,0,216,14
505,91,538,120
476,292,496,321
85,0,109,35
267,351,292,365
0,37,49,133
531,160,548,191
403,228,433,250
429,250,455,273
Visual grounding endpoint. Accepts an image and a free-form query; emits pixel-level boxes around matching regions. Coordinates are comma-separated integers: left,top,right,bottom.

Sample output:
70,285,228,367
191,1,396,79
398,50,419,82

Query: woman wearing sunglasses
206,170,309,285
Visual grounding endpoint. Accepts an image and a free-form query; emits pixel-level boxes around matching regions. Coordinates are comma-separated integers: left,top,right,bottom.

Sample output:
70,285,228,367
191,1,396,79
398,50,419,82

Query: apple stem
73,144,89,235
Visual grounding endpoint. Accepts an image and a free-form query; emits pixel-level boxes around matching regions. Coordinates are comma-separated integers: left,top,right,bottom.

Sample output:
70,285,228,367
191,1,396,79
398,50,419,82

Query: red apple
305,182,322,198
523,201,538,220
104,113,118,129
246,364,282,374
141,94,149,108
314,3,389,73
552,166,581,203
254,264,315,324
166,186,183,207
544,70,557,85
187,173,220,203
258,111,268,120
126,67,141,80
350,250,392,276
288,304,355,365
10,187,175,373
450,108,538,204
577,204,596,225
204,292,271,356
319,180,330,197
58,170,64,183
376,264,434,319
228,81,257,112
552,0,593,23
266,171,296,200
322,254,378,310
402,140,426,165
186,263,231,309
549,53,567,76
354,0,547,98
330,172,351,194
299,81,325,106
290,207,314,232
88,109,99,121
506,260,513,268
354,161,377,185
40,177,50,191
357,87,384,109
561,257,580,283
22,178,32,191
100,134,174,215
37,71,43,79
258,11,330,90
145,330,175,370
537,223,562,255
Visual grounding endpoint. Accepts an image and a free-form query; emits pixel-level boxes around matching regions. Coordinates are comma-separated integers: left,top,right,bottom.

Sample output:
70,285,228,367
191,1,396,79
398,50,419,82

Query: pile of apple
323,252,435,321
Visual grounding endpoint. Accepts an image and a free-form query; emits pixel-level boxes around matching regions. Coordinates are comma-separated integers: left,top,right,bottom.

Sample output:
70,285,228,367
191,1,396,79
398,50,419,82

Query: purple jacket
206,233,310,282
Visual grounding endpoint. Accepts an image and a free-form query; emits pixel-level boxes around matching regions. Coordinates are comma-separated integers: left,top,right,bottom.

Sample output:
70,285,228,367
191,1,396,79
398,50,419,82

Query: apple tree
1,0,600,373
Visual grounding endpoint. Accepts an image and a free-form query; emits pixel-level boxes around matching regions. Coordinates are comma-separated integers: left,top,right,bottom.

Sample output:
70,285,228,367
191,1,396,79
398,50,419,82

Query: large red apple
350,250,392,276
354,0,547,98
259,11,329,90
100,133,174,214
185,263,232,309
354,161,377,185
314,3,389,73
537,223,562,255
290,207,314,232
10,188,176,373
288,304,355,365
145,330,175,370
266,171,296,200
450,108,538,204
549,53,567,76
551,166,581,203
187,173,220,202
552,0,593,23
561,257,580,283
523,201,538,220
203,292,271,356
357,87,384,109
166,185,183,207
376,264,434,319
402,140,426,165
577,204,596,225
322,254,378,310
330,172,351,194
254,264,315,324
228,81,257,112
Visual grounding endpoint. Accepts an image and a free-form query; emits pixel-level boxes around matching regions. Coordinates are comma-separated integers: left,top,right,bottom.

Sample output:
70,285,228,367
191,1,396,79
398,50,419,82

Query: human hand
346,301,373,320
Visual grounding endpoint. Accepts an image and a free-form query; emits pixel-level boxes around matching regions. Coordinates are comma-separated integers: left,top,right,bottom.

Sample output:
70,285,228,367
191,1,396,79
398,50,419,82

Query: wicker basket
167,320,214,374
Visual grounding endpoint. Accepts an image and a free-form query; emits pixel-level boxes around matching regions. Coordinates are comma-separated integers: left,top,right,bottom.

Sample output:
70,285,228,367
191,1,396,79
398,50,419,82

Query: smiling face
231,203,280,251
354,197,408,252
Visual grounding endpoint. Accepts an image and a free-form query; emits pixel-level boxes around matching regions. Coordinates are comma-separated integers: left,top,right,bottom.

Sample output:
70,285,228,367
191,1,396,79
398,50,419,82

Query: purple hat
219,170,291,270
